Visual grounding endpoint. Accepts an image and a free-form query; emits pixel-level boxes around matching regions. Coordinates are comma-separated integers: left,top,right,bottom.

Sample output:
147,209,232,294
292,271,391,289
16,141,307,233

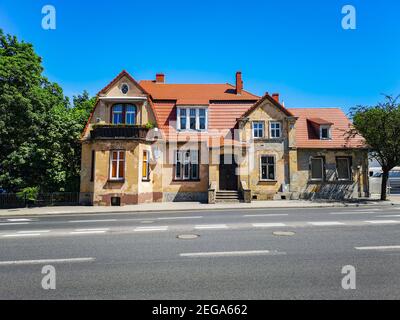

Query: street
1,205,400,299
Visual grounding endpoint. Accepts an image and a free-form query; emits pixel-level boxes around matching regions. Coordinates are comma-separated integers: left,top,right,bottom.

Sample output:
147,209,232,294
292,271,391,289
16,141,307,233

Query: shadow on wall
300,181,356,201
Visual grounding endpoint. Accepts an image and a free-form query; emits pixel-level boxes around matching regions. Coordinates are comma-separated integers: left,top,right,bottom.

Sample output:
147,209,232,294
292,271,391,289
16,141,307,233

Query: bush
17,187,39,201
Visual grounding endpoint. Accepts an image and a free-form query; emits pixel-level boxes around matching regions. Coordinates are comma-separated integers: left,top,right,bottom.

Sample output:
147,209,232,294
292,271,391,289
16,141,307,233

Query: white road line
378,215,400,218
243,214,288,217
194,224,228,230
46,211,75,214
2,233,41,238
134,226,168,232
252,223,286,228
17,230,50,234
355,245,400,251
69,219,117,223
308,221,345,226
330,212,373,215
180,250,272,257
74,228,110,232
157,216,203,220
0,257,95,266
0,222,30,226
6,218,31,222
364,220,400,224
70,230,107,235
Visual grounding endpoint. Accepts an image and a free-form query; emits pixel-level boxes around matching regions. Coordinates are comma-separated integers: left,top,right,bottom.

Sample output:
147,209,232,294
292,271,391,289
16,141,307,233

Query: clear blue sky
1,0,399,112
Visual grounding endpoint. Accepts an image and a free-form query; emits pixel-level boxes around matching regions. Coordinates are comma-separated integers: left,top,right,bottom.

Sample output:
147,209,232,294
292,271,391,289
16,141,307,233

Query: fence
0,192,81,209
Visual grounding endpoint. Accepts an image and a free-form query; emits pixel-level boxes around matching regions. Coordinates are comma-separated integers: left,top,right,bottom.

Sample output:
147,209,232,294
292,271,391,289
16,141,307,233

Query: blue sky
1,0,399,112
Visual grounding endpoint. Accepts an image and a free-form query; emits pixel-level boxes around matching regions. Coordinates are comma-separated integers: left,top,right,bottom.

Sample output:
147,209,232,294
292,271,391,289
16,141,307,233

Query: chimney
236,71,243,95
272,93,280,103
156,73,165,83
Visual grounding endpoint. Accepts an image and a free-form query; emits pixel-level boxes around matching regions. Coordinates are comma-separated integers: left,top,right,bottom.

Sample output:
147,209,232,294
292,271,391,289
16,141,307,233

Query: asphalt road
1,205,400,299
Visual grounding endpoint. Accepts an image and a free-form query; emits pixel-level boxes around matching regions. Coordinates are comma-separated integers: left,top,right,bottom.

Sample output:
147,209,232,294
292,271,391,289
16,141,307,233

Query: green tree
350,96,400,200
0,29,94,193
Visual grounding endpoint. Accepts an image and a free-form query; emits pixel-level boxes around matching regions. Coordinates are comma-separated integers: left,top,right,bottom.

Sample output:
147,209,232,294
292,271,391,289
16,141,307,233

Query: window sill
259,180,277,183
108,179,125,183
142,179,151,182
172,179,201,182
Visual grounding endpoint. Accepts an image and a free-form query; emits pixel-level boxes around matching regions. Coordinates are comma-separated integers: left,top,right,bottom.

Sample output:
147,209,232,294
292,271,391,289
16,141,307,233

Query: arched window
112,104,123,124
125,105,136,125
111,104,136,125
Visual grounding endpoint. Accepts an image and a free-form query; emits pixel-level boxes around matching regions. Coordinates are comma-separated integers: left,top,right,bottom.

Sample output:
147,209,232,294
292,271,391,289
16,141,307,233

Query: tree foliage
0,30,94,192
350,96,400,200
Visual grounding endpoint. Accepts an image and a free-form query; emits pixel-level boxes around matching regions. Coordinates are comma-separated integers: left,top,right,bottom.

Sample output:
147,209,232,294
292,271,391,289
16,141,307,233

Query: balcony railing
90,125,151,140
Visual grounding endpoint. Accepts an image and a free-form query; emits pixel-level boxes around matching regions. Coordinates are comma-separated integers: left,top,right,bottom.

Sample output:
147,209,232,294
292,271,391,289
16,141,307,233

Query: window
112,105,123,124
120,83,129,95
111,104,136,125
310,157,324,181
90,150,95,182
110,150,125,180
270,121,282,138
320,125,331,139
177,108,207,131
252,121,264,138
174,150,199,180
336,157,351,180
260,155,275,181
142,150,150,180
125,105,136,125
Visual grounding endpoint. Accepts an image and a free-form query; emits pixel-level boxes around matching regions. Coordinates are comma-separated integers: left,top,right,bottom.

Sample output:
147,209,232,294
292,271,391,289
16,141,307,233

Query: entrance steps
216,190,243,203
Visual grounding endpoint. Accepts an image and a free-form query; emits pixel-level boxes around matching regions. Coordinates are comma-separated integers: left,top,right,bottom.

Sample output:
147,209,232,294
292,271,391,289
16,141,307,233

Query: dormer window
177,107,208,131
320,125,331,140
111,104,136,125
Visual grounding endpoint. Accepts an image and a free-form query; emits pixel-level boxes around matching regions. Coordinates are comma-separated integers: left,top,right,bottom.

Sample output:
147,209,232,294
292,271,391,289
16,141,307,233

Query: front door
219,154,238,190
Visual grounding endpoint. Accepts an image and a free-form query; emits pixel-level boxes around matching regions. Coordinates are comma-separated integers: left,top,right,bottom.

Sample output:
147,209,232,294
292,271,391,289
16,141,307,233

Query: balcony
90,125,151,140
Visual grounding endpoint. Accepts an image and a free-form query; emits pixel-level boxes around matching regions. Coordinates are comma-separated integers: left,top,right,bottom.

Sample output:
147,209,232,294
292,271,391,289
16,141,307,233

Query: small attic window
320,125,331,140
120,83,129,95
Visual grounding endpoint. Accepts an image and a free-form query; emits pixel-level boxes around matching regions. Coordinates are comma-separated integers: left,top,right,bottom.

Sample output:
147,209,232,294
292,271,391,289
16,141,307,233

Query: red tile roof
139,81,260,104
288,108,366,149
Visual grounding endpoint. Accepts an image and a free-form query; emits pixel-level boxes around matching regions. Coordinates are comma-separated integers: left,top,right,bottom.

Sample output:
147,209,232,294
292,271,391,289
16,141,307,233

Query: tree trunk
381,170,389,201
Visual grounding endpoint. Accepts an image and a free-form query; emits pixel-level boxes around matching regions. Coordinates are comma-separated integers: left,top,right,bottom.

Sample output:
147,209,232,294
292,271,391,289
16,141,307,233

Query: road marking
69,219,117,223
308,221,345,226
0,222,30,226
364,220,400,224
157,216,203,220
0,257,95,266
378,215,400,218
134,226,168,232
17,230,50,234
355,245,400,251
6,218,31,222
70,230,107,235
330,212,373,215
194,224,228,230
243,214,288,217
252,223,286,228
2,233,41,238
180,250,274,257
46,211,75,214
74,228,110,232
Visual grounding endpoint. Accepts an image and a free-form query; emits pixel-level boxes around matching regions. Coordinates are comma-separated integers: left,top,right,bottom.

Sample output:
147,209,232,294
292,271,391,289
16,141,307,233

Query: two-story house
79,70,368,206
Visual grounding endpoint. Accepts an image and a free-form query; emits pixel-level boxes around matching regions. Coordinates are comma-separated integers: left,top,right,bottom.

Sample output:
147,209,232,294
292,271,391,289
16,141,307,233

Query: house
79,70,369,206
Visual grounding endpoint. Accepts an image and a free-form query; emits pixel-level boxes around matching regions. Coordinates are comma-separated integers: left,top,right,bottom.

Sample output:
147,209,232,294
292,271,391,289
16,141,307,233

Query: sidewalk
1,196,399,217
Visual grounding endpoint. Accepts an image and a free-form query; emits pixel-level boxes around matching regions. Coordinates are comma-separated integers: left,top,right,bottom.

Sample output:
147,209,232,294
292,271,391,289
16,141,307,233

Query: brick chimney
156,73,165,83
236,71,243,95
272,93,280,103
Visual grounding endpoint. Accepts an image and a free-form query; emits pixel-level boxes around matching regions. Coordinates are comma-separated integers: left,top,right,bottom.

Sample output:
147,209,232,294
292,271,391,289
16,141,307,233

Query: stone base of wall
163,192,208,203
299,182,360,200
93,192,162,206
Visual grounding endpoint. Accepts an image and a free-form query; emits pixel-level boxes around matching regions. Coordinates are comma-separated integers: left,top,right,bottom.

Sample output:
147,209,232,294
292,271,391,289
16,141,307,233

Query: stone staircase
216,190,243,203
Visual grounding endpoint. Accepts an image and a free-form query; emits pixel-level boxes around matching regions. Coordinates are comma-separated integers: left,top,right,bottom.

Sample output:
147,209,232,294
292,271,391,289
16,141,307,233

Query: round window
121,83,129,94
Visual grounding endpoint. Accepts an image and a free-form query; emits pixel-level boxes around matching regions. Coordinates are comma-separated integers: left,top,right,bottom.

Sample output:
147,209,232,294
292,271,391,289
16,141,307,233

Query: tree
0,29,95,193
350,96,400,200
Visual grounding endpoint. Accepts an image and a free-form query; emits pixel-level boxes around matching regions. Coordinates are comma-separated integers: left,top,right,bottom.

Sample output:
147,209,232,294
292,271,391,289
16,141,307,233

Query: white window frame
125,105,136,125
252,121,264,139
320,125,331,140
260,155,276,181
174,150,200,180
109,150,125,181
177,107,208,131
310,157,324,181
269,121,282,139
336,157,352,181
